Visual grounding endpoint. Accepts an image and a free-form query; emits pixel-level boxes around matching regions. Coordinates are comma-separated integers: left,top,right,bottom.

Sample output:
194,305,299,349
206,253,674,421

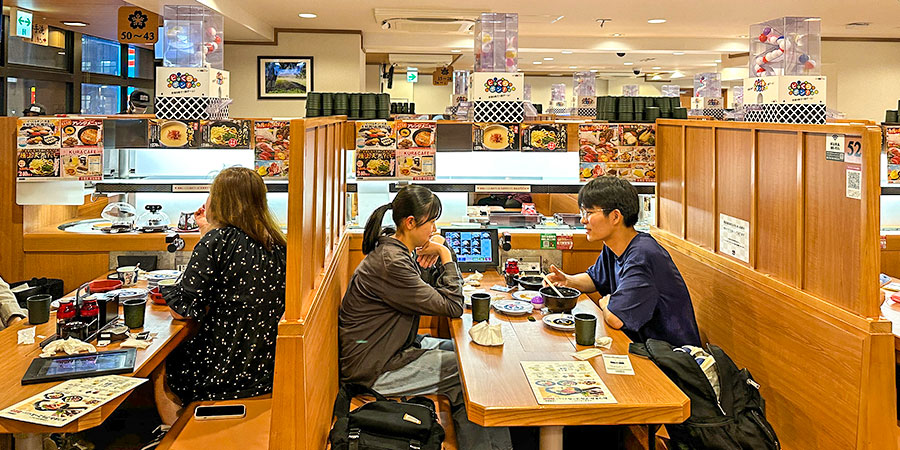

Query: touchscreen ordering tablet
21,348,137,385
441,228,499,272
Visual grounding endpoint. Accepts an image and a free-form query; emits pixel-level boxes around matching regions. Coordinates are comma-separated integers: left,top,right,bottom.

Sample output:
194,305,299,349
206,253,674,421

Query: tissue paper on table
469,320,503,346
17,327,35,345
463,271,483,287
596,336,613,349
120,337,151,349
40,337,97,358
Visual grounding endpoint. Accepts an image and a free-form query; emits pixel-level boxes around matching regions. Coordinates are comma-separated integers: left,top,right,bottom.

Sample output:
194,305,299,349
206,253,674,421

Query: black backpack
329,384,445,450
630,339,781,450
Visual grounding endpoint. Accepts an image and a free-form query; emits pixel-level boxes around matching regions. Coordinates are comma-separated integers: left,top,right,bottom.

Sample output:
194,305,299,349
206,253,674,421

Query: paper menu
521,361,617,405
0,376,146,427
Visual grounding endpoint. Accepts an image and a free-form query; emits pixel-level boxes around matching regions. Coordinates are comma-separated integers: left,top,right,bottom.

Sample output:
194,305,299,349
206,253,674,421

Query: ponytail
362,203,392,254
361,185,442,255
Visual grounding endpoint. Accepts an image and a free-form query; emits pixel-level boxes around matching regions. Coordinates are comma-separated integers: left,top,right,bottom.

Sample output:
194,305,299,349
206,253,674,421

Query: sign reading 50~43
118,7,159,44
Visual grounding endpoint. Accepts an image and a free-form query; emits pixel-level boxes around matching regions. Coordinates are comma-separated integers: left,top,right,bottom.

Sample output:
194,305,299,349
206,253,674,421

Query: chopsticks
540,273,564,297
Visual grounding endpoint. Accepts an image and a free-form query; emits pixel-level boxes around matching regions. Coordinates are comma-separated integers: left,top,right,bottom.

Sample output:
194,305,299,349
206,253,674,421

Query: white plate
542,313,576,331
144,270,181,280
105,288,149,301
512,290,541,302
492,300,534,316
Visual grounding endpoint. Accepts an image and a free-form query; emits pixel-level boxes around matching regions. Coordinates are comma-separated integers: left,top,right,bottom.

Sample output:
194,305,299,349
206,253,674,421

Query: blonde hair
207,167,287,250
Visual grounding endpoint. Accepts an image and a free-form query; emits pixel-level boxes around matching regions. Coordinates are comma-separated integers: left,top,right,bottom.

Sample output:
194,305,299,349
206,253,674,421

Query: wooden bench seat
156,397,272,450
156,393,457,450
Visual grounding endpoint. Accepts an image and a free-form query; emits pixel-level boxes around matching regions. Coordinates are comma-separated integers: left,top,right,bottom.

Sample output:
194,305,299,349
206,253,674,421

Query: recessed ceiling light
561,50,573,54
672,52,685,55
569,66,577,69
533,61,542,65
544,57,554,61
298,13,317,18
624,62,634,66
714,59,721,63
805,17,822,22
738,35,749,39
451,49,462,53
648,19,667,24
62,21,88,27
651,75,663,80
611,33,622,37
652,66,661,70
551,15,565,23
590,69,599,73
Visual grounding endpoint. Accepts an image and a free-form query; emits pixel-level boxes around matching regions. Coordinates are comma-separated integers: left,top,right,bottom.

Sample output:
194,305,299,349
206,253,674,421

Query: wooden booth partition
654,119,894,449
269,117,350,450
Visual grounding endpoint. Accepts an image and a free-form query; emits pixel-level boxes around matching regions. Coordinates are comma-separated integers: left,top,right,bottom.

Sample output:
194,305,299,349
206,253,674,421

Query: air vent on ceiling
375,9,480,33
845,22,871,28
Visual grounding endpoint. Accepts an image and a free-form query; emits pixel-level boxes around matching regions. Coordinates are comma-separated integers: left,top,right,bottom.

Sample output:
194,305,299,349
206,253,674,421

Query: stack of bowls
334,93,349,117
377,93,391,119
145,270,181,289
673,107,689,119
644,106,661,123
633,97,645,122
598,96,617,121
349,93,362,119
656,97,672,119
617,97,634,122
305,92,322,118
361,93,377,119
321,92,334,116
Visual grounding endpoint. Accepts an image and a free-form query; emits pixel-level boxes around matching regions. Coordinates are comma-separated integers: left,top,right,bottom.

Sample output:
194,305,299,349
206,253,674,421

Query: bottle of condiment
79,298,100,338
56,299,77,338
504,259,520,287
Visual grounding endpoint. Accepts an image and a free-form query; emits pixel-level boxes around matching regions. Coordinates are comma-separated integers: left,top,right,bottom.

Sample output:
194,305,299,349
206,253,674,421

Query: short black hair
578,176,640,227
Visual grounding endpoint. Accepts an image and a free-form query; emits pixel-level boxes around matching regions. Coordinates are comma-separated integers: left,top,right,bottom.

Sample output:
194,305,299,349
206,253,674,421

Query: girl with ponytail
340,185,512,450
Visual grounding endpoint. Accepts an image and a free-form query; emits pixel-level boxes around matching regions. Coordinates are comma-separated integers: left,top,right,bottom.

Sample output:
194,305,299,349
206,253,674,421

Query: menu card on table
521,361,617,405
0,375,146,427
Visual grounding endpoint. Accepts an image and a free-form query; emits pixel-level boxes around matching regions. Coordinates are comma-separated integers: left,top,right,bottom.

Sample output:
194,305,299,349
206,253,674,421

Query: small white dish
492,300,534,316
542,313,576,331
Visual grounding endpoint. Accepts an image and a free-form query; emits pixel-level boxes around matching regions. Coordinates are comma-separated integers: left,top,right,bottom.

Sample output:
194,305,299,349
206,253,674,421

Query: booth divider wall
268,117,350,450
654,119,894,449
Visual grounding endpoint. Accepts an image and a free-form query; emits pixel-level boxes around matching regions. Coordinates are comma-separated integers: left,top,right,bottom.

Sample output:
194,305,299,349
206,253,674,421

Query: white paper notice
719,214,750,263
846,167,862,199
602,354,635,375
825,134,845,161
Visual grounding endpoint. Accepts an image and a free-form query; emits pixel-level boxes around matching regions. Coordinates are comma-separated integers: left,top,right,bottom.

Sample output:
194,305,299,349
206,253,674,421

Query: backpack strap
629,342,651,359
333,383,390,419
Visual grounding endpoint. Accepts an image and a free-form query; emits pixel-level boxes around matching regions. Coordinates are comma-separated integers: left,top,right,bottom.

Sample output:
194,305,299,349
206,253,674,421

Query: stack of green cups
361,93,377,119
349,93,362,120
321,93,334,116
306,92,322,118
333,93,349,117
376,93,391,120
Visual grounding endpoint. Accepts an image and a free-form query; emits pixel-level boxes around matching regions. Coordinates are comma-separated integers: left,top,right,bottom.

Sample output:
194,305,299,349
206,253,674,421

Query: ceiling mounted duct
375,9,480,33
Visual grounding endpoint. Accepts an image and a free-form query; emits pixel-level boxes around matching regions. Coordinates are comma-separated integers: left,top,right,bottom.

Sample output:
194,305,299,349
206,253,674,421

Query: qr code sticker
846,168,861,199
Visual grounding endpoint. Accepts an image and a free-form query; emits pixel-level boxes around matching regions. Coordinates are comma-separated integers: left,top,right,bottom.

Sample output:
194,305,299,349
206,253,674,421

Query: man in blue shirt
547,176,701,346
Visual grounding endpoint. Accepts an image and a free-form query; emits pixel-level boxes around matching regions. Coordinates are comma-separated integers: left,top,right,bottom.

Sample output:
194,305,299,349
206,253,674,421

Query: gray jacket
338,235,464,386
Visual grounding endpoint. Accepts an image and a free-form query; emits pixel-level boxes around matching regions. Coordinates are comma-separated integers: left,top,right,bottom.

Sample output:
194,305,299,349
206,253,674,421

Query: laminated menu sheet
0,375,146,427
520,361,617,405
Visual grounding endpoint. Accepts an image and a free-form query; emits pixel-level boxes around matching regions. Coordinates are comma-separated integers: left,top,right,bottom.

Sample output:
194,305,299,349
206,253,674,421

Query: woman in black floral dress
153,167,287,425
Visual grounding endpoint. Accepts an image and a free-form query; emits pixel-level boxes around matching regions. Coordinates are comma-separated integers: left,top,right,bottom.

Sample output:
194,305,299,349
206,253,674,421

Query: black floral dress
165,226,286,403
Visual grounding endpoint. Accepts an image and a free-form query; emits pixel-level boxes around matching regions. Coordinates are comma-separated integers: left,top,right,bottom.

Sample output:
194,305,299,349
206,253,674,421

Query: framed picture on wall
257,56,314,99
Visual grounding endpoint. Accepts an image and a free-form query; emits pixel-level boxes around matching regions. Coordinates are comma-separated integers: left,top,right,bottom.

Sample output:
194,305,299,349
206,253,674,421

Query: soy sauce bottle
57,299,77,338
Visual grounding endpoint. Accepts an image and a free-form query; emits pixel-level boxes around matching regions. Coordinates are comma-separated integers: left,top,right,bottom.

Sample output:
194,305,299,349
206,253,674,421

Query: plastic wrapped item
732,85,744,109
162,5,224,69
553,213,583,228
661,85,680,97
453,70,469,105
573,72,596,98
488,212,542,227
101,202,137,227
473,13,518,72
694,73,721,98
749,16,821,77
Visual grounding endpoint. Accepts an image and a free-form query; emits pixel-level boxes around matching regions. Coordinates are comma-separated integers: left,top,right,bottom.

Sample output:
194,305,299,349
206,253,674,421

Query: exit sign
15,10,33,39
407,69,418,83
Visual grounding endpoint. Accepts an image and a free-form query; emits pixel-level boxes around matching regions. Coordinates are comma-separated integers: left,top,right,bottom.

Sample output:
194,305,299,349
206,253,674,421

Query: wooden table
0,279,192,434
451,273,689,450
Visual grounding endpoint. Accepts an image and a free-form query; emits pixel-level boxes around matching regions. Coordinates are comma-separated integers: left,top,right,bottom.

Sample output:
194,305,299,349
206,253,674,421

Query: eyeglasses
579,208,608,219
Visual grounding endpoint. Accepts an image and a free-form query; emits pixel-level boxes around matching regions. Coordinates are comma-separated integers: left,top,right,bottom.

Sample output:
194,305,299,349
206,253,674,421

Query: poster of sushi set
578,124,656,182
254,120,290,178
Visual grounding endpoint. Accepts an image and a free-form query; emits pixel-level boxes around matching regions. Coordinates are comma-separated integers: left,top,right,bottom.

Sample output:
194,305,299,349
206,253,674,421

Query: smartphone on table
193,404,246,420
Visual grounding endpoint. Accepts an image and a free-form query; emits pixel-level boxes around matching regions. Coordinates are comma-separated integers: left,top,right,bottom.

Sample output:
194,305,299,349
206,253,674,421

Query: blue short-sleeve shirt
586,232,701,346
